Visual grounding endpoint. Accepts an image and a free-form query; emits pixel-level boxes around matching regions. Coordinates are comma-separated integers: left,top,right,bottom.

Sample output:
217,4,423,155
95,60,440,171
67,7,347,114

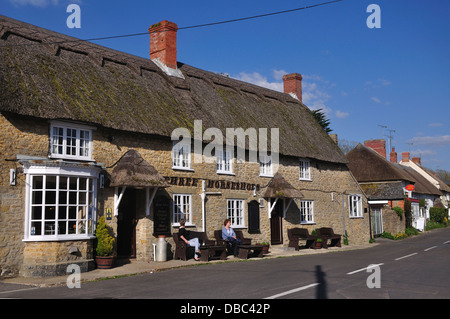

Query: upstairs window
299,159,311,180
50,122,93,160
259,155,273,177
216,149,233,174
172,141,192,170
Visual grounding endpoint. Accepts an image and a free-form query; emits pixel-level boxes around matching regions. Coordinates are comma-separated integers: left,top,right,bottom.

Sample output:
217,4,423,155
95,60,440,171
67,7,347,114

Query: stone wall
1,112,370,277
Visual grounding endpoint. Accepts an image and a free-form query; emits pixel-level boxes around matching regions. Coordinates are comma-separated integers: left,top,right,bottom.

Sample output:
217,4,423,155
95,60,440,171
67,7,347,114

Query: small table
199,245,227,262
237,245,265,259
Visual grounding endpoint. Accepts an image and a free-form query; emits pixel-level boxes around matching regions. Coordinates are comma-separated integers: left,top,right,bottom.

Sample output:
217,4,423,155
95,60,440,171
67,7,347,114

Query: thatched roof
347,144,442,198
397,165,441,196
262,172,303,199
346,144,414,183
110,149,169,188
0,15,347,164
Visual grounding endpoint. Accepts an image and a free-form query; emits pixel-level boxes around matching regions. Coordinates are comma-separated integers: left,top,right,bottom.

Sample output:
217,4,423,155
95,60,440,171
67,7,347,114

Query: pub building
0,16,370,278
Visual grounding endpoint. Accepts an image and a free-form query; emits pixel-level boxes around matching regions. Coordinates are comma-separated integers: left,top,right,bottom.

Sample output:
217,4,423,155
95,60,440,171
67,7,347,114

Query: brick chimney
412,157,421,165
390,147,397,163
364,139,386,158
401,152,410,162
149,20,178,69
283,73,302,102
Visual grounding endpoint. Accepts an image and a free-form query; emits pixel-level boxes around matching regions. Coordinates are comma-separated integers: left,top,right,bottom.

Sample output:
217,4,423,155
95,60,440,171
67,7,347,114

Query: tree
310,109,332,133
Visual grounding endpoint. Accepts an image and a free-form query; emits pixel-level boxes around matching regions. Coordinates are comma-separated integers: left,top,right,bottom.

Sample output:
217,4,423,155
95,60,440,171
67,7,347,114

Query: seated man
222,218,242,257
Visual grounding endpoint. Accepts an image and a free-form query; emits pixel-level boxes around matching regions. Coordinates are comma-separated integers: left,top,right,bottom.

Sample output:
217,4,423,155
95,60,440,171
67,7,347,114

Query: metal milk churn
156,235,167,262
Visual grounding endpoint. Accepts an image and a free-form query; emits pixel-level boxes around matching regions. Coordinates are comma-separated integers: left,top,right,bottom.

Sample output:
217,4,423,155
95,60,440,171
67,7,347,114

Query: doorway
372,207,383,236
117,189,137,258
270,199,283,245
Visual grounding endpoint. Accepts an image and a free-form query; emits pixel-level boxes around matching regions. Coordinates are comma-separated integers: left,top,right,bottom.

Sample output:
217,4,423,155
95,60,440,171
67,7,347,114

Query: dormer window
50,122,93,161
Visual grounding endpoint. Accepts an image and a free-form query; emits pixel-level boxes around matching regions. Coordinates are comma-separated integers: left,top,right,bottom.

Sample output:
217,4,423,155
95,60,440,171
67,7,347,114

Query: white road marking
0,287,39,295
424,246,437,251
346,263,384,275
264,283,320,299
395,253,418,261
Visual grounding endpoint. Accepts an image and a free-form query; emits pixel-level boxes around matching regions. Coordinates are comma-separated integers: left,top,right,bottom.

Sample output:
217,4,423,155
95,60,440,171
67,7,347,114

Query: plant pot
314,242,322,249
262,245,270,254
95,256,115,269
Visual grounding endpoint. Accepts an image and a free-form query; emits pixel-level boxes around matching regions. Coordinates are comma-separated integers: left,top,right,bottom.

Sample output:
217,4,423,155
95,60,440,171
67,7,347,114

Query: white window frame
259,155,273,177
173,194,192,226
50,121,93,161
299,159,311,181
227,199,245,228
23,165,98,241
216,148,233,175
172,141,192,171
300,200,314,224
349,194,363,218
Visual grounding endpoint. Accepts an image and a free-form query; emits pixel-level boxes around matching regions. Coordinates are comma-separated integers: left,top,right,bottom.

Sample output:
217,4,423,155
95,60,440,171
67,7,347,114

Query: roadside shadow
315,265,328,299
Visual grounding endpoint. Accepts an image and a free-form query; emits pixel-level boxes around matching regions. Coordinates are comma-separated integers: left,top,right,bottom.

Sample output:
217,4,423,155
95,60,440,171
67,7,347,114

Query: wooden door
270,199,283,245
117,189,137,258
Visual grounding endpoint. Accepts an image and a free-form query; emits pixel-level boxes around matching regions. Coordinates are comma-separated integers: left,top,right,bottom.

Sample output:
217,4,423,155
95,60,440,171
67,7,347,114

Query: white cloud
410,135,450,146
233,71,283,92
335,110,349,119
371,96,391,105
10,0,59,6
428,122,443,127
233,70,349,120
371,96,382,104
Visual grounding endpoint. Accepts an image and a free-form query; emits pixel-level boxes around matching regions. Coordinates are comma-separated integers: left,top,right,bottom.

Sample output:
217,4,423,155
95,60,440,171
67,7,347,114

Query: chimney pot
390,147,397,163
283,73,302,102
364,139,386,158
412,157,421,165
401,152,410,162
149,20,178,69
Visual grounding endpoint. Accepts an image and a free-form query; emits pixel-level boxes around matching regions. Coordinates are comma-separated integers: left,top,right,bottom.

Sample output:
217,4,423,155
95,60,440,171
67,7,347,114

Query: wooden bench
237,245,265,259
316,227,342,249
288,228,317,250
214,229,252,256
173,231,215,261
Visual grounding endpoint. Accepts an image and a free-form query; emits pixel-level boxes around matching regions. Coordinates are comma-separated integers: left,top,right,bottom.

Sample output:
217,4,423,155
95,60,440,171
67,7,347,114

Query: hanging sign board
405,184,415,191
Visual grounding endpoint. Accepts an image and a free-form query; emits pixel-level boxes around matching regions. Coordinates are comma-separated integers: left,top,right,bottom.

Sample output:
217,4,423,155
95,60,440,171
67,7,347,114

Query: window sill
23,235,95,242
217,171,235,176
172,167,194,172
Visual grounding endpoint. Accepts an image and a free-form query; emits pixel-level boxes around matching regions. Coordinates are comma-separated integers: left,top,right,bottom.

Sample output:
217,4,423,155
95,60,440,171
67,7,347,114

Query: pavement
1,242,377,288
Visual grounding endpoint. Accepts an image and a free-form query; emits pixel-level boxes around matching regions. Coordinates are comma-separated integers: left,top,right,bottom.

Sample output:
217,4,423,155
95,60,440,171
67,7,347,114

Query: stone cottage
346,140,441,235
0,16,370,278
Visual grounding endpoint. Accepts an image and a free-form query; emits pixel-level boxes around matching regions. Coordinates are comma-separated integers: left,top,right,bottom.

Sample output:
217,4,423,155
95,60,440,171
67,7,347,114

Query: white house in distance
398,153,450,210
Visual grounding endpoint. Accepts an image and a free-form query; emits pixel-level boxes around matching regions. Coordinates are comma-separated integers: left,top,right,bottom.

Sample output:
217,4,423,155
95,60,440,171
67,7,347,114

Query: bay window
24,165,99,241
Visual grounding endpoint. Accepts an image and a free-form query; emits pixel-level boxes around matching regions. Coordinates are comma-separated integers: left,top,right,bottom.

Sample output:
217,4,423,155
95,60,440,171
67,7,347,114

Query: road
1,227,449,303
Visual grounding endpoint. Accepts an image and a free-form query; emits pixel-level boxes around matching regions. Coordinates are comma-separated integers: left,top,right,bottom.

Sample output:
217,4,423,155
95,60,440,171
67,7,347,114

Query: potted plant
95,216,115,269
259,241,270,254
314,238,323,249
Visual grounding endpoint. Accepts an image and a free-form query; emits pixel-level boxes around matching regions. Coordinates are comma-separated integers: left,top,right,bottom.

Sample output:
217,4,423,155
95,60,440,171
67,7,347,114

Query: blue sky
2,0,449,171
